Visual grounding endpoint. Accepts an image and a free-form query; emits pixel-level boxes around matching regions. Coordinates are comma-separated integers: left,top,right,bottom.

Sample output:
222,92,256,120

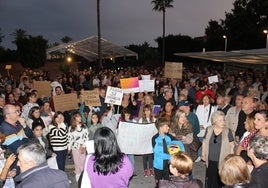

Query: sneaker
143,170,148,177
149,168,154,176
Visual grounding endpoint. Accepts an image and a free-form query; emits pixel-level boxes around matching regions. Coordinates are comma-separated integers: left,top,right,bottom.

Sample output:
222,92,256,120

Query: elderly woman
202,111,234,188
219,154,250,188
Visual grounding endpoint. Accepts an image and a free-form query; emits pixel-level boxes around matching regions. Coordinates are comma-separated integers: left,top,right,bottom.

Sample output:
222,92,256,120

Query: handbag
190,133,202,152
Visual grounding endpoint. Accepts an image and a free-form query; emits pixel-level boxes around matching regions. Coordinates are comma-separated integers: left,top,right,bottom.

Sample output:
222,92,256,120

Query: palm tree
151,0,174,65
97,0,103,70
11,29,28,45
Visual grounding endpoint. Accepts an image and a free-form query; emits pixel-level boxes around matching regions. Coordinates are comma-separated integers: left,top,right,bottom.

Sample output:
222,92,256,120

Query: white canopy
47,35,138,61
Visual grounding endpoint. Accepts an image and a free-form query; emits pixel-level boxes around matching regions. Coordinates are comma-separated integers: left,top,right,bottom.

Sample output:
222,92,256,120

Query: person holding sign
138,104,156,177
152,117,184,187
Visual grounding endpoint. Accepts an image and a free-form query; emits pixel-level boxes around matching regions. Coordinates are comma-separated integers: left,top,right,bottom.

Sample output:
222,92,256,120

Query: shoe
149,168,154,176
195,156,201,162
68,153,72,159
143,170,148,177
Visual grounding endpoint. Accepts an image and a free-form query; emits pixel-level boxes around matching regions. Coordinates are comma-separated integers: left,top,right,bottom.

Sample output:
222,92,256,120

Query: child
31,122,54,158
152,117,184,187
68,113,88,182
138,104,156,177
87,106,103,140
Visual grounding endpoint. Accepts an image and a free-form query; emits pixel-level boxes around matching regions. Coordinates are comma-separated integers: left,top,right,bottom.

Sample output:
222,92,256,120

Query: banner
53,93,78,112
33,81,51,97
208,75,219,84
120,77,139,93
82,90,101,107
117,122,158,154
164,62,183,79
139,80,155,92
105,86,123,105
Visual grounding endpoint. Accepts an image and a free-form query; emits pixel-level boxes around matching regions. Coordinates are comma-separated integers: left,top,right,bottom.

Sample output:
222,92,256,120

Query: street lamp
223,35,228,52
263,30,268,48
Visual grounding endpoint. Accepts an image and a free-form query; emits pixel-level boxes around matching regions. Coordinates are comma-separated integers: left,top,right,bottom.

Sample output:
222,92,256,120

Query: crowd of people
0,65,267,187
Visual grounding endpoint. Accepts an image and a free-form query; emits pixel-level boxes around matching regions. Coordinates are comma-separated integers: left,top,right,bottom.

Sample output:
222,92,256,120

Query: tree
16,35,48,68
11,29,28,46
61,36,72,43
97,0,103,70
152,0,174,65
205,20,225,51
0,28,4,44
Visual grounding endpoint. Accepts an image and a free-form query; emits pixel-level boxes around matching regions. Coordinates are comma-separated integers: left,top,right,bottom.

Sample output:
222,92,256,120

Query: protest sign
53,93,78,112
117,122,158,154
141,74,150,80
208,75,219,84
105,86,123,105
139,80,155,92
82,90,101,107
164,62,183,79
33,81,51,97
120,77,140,93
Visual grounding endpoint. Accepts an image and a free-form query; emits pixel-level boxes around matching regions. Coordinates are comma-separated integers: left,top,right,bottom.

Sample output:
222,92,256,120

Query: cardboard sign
5,65,12,70
33,81,51,97
164,62,183,79
53,93,78,112
117,122,158,154
208,75,219,84
105,86,123,105
139,80,155,92
82,90,101,107
120,77,140,93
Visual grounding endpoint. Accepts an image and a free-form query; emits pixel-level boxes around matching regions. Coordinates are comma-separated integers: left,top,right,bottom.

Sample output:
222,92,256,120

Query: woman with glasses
202,111,234,188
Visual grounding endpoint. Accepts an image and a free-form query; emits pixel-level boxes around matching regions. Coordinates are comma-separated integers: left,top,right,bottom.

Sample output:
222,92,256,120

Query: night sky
0,0,234,49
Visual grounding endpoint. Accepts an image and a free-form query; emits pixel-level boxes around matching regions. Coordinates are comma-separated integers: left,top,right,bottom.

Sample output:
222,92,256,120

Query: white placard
117,122,158,154
139,80,155,92
85,140,95,154
208,75,219,84
47,156,58,169
105,86,123,105
141,75,150,80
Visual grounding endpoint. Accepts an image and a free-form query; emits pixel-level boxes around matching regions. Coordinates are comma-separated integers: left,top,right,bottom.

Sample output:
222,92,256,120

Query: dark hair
52,111,64,128
121,108,132,121
93,127,124,175
155,117,169,130
28,106,40,119
90,112,100,125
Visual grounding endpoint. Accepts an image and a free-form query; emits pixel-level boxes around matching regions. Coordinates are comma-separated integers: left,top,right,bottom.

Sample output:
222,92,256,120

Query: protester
21,91,39,120
85,127,133,187
219,154,250,188
49,111,68,171
87,108,103,140
202,111,234,188
247,135,268,188
26,106,45,130
68,112,88,182
15,142,69,188
159,152,202,188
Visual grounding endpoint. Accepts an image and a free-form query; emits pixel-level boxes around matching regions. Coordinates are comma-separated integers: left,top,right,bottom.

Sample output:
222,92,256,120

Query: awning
47,35,138,61
175,48,268,65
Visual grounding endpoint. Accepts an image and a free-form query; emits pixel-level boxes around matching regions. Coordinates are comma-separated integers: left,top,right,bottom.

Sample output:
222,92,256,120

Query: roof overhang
47,35,138,61
175,48,268,65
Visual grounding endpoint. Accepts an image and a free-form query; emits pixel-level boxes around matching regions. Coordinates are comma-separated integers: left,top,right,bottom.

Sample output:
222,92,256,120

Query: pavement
66,155,206,188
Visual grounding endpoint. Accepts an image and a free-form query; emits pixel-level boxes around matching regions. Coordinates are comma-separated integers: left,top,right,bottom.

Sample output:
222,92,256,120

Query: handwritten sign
208,75,219,84
105,86,123,105
82,90,101,107
120,77,140,93
53,93,78,112
139,80,155,92
5,65,12,70
164,62,183,79
33,81,51,97
117,122,158,154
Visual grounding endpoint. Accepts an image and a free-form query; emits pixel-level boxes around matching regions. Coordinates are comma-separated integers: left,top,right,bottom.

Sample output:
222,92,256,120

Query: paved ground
66,155,206,188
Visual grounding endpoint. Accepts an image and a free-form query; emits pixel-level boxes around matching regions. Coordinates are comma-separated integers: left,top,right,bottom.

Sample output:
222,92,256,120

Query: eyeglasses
8,110,20,114
214,135,218,144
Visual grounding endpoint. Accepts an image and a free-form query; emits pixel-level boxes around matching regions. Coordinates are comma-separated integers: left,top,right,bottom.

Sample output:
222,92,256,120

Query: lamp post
264,30,268,48
223,35,227,52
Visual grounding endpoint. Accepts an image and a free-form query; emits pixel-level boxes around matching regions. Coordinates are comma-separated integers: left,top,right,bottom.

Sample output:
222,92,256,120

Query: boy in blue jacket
152,117,184,187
